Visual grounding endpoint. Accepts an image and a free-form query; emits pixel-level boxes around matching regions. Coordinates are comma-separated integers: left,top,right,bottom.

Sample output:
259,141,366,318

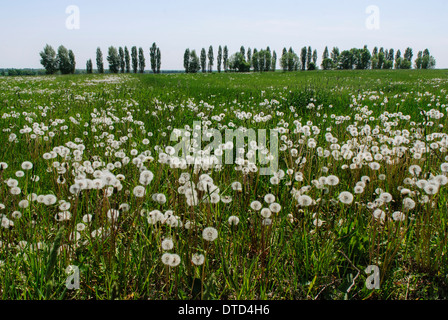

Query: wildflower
15,171,24,178
409,165,422,176
133,185,146,198
10,187,21,195
161,253,173,265
43,195,57,205
354,186,364,194
424,183,439,195
264,193,275,204
313,219,324,227
202,227,218,242
260,208,272,218
392,211,406,222
139,170,154,185
221,195,232,204
379,192,393,203
250,201,262,211
107,209,120,221
297,195,313,207
161,238,174,251
231,181,242,191
6,179,18,188
338,192,354,205
12,211,22,219
191,253,205,265
82,214,93,223
18,200,29,209
373,209,386,221
269,203,282,213
403,198,416,210
21,161,33,170
326,175,339,186
169,254,181,267
228,216,240,225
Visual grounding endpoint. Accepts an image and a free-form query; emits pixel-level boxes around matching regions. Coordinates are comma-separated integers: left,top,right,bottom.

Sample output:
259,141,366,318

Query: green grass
1,69,448,300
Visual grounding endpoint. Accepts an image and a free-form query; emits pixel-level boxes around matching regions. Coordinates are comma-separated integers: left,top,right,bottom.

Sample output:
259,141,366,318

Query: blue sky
1,0,447,69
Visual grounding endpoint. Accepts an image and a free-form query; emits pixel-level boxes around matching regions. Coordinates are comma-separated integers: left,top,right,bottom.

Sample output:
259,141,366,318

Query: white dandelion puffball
264,193,276,204
338,192,354,205
133,185,146,198
21,161,33,170
250,201,262,211
326,175,340,186
161,238,174,251
373,209,386,221
169,254,181,267
403,198,416,210
139,170,154,185
231,181,242,191
379,192,393,203
191,253,205,266
228,216,240,226
107,209,120,220
392,211,406,222
269,202,282,213
297,195,313,207
260,208,272,219
161,253,173,265
202,227,218,242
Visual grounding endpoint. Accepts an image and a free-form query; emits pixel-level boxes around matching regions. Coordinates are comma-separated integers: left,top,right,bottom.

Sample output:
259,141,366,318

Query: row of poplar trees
90,43,161,74
39,43,161,74
183,46,279,73
183,45,435,73
40,44,76,74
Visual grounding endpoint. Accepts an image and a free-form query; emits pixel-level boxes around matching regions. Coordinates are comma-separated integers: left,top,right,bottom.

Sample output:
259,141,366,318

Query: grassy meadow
1,69,448,300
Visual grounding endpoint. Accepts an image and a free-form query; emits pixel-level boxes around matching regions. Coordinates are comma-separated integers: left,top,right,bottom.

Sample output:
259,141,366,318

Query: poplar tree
40,44,58,74
124,47,130,73
300,47,307,71
68,49,76,74
217,46,222,73
252,48,259,72
138,47,145,73
150,42,157,74
57,45,72,74
188,50,201,73
107,46,120,73
200,48,207,73
281,48,288,71
306,46,312,70
131,46,138,73
223,46,229,72
119,47,125,73
156,48,161,73
265,47,271,72
184,49,190,73
271,51,277,71
86,59,93,74
208,46,214,73
96,47,104,74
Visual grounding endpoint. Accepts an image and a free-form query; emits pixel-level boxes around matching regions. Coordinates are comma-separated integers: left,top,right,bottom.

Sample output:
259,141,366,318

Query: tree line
39,43,161,75
183,45,436,73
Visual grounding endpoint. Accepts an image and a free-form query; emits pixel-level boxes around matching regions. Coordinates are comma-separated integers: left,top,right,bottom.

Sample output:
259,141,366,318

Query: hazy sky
1,0,447,70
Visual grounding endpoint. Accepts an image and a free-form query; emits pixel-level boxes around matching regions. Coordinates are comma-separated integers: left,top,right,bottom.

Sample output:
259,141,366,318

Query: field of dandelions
1,69,448,300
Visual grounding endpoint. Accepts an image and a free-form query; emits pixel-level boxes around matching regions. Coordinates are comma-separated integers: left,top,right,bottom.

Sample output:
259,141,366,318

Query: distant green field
1,69,448,300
